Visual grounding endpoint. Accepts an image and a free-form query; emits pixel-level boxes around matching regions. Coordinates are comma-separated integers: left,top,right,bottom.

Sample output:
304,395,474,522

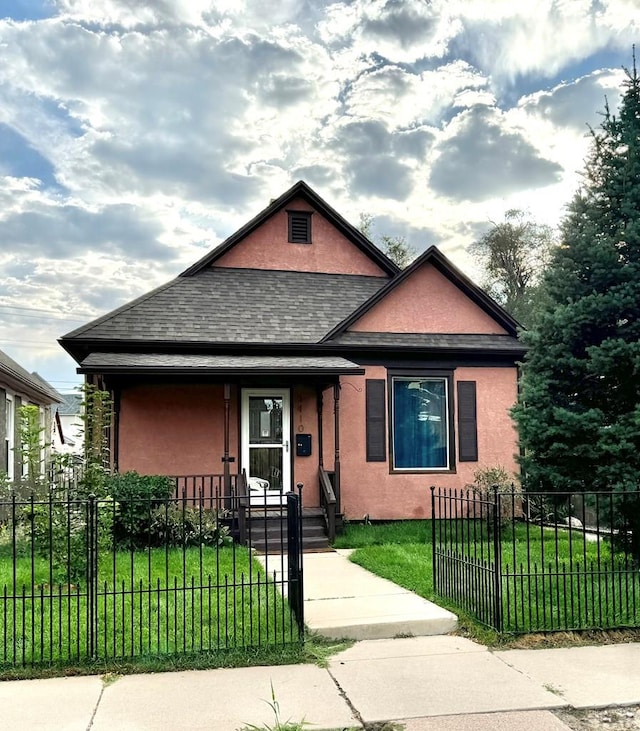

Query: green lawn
336,520,640,635
0,544,299,668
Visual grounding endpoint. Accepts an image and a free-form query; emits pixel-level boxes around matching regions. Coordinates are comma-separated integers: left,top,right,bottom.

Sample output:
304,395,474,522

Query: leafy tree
513,55,640,553
358,213,417,268
470,209,554,327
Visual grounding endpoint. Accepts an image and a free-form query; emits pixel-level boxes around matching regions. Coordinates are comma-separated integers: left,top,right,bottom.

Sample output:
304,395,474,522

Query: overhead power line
0,311,86,323
0,303,95,317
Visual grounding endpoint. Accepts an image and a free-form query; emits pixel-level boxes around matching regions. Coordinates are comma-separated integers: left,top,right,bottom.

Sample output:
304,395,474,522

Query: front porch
82,354,361,528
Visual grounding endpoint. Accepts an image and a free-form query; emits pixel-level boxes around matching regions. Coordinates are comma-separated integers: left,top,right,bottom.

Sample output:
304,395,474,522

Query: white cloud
319,0,461,63
342,60,489,128
0,1,634,385
452,1,640,83
429,105,563,202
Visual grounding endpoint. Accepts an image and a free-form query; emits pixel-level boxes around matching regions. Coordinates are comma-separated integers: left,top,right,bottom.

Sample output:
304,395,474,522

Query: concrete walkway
2,552,639,730
2,635,639,730
260,548,457,639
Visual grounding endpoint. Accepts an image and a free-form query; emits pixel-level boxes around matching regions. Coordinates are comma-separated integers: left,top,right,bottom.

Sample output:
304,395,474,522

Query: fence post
430,486,437,594
286,490,304,637
87,494,98,659
492,486,503,632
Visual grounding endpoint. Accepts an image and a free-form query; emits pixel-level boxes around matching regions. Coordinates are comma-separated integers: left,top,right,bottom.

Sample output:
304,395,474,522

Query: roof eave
78,365,366,377
0,370,61,404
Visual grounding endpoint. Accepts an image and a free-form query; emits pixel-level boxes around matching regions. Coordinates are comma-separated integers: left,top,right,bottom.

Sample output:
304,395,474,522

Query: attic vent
288,211,312,244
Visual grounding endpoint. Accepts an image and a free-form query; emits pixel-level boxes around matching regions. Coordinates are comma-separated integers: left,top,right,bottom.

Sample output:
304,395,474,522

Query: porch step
248,508,331,554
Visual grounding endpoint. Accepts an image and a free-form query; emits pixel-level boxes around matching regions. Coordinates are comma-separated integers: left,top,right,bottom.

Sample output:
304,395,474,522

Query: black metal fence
431,487,640,633
0,480,304,668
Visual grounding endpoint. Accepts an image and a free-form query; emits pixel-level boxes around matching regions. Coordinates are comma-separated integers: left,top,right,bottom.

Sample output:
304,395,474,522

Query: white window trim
5,392,14,477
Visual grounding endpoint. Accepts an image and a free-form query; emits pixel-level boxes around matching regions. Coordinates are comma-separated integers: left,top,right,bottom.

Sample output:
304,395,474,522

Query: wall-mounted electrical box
296,434,312,457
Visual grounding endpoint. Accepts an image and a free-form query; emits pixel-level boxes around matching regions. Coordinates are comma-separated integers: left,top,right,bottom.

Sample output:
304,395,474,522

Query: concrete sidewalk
2,636,639,730
260,548,457,639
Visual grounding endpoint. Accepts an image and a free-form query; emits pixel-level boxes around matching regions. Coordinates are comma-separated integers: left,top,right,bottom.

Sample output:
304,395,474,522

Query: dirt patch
487,629,640,650
557,705,640,730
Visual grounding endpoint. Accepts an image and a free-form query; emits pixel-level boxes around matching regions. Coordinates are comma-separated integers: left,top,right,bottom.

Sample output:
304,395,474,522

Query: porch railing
319,467,337,543
171,473,242,505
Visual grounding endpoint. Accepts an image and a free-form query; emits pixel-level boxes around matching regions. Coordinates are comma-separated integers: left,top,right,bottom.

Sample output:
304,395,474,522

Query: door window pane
392,377,449,469
248,397,283,444
249,447,283,490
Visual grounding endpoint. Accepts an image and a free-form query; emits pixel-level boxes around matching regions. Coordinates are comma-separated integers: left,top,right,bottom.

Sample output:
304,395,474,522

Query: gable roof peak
180,180,400,278
321,244,522,341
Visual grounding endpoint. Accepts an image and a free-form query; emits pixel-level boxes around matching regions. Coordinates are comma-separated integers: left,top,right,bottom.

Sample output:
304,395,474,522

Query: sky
0,0,637,393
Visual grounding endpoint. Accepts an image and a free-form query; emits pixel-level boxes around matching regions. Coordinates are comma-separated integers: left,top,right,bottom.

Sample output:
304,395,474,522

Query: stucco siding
118,384,238,477
338,365,519,520
215,197,388,277
291,385,320,505
118,383,323,507
349,263,508,334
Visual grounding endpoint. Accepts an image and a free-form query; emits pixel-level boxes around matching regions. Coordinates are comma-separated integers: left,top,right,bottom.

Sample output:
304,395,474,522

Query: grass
336,519,640,642
0,542,299,670
333,520,432,548
0,635,349,681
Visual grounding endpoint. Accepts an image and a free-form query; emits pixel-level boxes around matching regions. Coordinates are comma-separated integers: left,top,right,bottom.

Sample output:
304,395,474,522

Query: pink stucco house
60,181,523,531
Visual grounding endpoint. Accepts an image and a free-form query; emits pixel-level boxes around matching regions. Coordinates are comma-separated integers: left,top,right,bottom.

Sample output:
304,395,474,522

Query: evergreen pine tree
514,53,640,515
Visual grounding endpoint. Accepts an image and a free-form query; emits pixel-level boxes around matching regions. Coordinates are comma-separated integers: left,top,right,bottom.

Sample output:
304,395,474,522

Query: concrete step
248,511,331,553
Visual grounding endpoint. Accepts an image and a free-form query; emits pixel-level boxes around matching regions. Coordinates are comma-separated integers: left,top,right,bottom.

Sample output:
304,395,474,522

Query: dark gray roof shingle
57,393,83,415
330,332,526,352
63,268,388,345
80,353,363,373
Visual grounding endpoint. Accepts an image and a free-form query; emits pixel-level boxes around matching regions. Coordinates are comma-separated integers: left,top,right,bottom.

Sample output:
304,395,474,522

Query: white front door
241,389,291,504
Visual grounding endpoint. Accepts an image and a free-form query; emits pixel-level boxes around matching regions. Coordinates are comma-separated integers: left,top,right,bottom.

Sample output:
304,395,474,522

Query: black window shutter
366,379,386,462
457,381,478,462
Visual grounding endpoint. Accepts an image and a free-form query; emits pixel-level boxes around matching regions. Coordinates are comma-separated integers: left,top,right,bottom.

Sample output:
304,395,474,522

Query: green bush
148,505,232,548
106,472,173,549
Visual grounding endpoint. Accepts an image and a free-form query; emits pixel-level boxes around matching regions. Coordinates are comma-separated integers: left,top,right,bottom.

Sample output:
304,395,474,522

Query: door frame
240,388,292,499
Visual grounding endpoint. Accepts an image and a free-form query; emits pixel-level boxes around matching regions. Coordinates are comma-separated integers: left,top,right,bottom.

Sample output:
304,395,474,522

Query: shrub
467,465,520,535
148,505,232,548
106,472,174,549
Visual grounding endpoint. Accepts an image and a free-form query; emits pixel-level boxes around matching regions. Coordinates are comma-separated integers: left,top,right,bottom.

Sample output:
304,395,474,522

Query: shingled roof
328,332,526,354
61,268,388,355
79,353,364,376
0,349,61,403
60,182,524,369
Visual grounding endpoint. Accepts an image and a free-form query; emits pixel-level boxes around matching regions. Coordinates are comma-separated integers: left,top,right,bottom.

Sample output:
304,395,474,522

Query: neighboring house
60,181,525,520
52,392,84,456
0,349,61,481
